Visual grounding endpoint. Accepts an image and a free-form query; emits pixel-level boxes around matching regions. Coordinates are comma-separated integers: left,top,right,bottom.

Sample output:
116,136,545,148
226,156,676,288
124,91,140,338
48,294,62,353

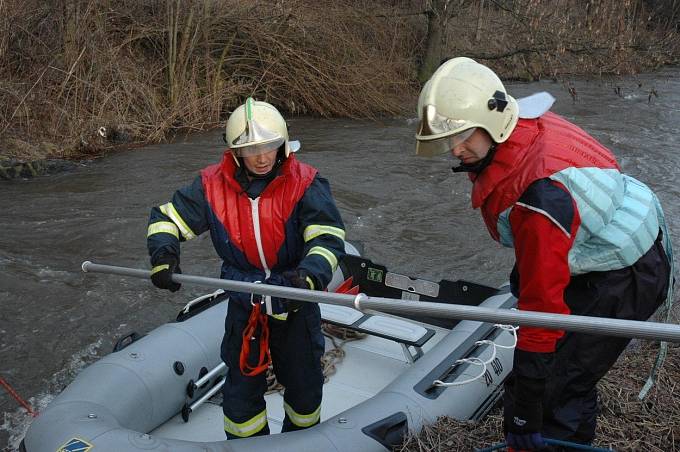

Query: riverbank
0,159,81,180
1,0,679,170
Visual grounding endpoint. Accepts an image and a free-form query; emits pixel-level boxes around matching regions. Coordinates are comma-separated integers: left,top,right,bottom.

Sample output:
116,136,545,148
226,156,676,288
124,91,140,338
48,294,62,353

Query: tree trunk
418,1,447,84
475,0,485,42
62,0,81,64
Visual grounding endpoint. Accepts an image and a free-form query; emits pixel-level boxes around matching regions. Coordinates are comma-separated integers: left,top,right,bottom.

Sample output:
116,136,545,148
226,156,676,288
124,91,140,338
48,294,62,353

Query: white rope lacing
433,324,518,387
181,289,225,314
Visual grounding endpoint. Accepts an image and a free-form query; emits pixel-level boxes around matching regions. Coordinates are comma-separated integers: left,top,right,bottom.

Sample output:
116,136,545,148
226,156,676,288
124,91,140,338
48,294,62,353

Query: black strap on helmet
487,91,508,112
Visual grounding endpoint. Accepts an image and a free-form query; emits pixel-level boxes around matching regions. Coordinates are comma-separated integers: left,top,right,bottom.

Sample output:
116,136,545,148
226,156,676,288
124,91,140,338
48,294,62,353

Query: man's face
242,149,278,175
450,129,493,165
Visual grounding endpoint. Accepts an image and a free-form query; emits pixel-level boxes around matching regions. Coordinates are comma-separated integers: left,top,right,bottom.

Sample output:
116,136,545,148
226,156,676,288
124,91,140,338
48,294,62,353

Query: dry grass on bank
398,341,680,452
0,0,417,160
1,0,679,162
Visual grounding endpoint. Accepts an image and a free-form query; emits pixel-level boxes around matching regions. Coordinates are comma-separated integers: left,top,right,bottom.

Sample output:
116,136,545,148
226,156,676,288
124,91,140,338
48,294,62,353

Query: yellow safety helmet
224,98,300,159
415,57,518,156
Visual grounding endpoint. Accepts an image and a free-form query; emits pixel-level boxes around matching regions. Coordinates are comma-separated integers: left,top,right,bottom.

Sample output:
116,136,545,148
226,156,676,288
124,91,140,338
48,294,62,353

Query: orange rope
239,303,271,376
0,376,38,417
239,276,358,377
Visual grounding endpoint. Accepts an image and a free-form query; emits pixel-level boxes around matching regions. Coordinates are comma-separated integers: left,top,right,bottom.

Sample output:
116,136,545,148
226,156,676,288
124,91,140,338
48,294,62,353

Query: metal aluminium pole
82,261,680,343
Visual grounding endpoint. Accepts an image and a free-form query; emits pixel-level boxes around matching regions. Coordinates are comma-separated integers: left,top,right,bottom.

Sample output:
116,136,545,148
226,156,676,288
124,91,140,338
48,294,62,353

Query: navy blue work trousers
220,300,325,439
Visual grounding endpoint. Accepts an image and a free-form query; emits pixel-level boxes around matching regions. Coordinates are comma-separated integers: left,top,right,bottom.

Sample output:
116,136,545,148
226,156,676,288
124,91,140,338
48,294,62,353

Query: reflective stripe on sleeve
303,225,346,242
147,221,180,239
307,246,338,271
159,203,196,240
283,402,321,428
151,264,169,275
224,410,268,437
305,276,315,291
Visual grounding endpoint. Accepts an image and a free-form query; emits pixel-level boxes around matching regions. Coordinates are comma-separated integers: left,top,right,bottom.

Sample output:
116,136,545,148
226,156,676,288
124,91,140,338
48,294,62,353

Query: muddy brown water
2,68,680,450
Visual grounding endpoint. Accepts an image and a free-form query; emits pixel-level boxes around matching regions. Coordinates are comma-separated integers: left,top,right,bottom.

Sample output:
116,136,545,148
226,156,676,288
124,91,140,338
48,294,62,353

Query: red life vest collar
202,151,317,269
470,117,540,209
470,112,619,240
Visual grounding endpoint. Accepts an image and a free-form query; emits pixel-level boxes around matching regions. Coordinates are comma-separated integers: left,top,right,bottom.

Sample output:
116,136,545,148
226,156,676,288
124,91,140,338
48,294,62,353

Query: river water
2,68,680,450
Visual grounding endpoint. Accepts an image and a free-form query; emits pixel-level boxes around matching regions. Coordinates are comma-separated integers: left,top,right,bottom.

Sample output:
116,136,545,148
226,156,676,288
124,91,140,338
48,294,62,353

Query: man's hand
150,254,181,292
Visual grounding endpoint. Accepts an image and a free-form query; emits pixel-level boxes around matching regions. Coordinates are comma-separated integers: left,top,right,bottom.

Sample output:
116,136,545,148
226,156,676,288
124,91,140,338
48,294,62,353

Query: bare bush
0,0,679,160
0,0,418,158
441,0,680,80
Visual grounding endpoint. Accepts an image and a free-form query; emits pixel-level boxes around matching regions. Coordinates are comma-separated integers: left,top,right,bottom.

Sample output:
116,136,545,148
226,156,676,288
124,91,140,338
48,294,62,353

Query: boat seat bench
319,304,436,348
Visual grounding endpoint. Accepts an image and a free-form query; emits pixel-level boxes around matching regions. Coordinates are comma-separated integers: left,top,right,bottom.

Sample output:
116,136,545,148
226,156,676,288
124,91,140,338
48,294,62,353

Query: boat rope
433,324,518,387
638,291,677,400
639,209,677,400
265,365,283,394
475,437,614,452
264,278,362,393
0,376,38,417
264,323,366,394
320,322,366,383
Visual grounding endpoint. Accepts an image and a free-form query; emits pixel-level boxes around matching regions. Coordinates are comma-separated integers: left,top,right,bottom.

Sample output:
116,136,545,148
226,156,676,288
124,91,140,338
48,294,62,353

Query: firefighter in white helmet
147,98,346,439
415,57,672,450
225,98,301,169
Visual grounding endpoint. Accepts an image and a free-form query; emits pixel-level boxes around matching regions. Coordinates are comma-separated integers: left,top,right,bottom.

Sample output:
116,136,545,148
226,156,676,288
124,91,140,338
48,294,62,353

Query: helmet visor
232,138,284,157
416,104,469,140
415,127,476,156
230,114,285,157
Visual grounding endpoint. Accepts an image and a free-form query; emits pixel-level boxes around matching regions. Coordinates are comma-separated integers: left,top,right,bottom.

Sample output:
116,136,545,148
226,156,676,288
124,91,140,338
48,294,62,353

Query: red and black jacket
470,112,619,354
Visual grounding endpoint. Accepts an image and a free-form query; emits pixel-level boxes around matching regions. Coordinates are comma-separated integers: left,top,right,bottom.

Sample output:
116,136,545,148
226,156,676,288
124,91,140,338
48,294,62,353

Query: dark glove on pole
263,271,305,314
284,269,312,312
150,254,182,292
282,270,311,290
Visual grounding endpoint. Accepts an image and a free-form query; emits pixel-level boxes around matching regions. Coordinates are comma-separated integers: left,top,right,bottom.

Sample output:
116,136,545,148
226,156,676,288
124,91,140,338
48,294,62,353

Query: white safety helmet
224,98,300,160
415,57,518,156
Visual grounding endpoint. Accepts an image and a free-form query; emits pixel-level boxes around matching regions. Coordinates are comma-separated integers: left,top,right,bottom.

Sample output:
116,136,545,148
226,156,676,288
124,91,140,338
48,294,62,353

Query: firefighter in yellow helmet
415,58,672,450
147,98,346,438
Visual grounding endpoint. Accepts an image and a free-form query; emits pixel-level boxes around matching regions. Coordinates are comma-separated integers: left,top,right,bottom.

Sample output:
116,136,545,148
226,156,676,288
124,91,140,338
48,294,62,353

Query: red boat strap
239,302,271,376
333,276,360,295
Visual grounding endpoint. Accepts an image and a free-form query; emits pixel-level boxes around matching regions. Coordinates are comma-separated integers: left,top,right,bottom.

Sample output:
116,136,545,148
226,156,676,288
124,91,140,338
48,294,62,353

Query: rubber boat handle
81,261,680,343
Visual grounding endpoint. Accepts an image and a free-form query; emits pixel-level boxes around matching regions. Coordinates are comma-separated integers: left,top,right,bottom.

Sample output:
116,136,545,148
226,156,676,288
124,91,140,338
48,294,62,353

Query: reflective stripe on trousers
283,401,321,428
224,409,268,438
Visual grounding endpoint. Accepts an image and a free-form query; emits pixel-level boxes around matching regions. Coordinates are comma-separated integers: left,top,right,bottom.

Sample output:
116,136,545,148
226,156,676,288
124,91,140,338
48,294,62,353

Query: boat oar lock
82,261,680,343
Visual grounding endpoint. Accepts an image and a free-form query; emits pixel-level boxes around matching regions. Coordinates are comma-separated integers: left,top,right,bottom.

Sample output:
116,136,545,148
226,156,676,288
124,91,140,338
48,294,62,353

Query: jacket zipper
249,198,273,314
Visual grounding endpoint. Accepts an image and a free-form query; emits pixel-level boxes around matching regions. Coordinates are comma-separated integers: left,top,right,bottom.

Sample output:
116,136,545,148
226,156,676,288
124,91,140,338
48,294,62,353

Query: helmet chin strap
451,144,497,174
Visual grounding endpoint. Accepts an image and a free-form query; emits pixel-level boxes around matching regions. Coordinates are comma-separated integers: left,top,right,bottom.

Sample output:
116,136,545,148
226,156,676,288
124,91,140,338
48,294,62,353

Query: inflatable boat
21,247,517,452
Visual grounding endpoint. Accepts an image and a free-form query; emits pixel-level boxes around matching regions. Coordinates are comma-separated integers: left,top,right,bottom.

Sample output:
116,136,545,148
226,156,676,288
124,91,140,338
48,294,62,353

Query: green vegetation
0,0,679,164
